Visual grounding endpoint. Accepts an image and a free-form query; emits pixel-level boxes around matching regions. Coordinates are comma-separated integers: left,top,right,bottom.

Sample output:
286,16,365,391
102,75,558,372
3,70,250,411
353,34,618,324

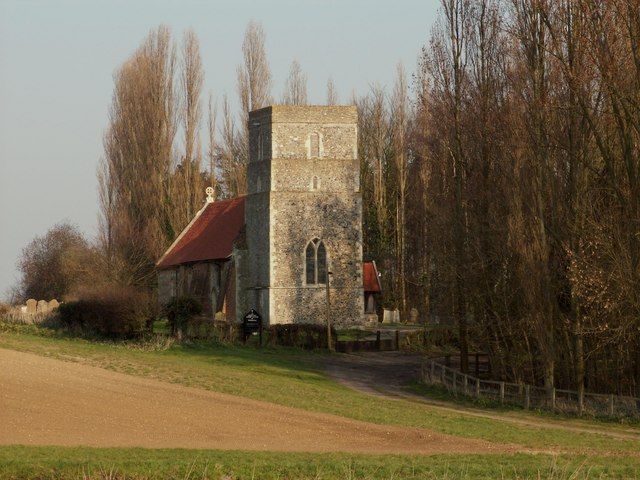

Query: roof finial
205,186,214,203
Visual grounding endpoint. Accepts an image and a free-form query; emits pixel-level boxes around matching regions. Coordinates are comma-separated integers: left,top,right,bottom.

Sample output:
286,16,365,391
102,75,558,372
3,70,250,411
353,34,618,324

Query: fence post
445,355,451,367
431,359,435,380
578,390,584,417
453,371,457,394
525,385,530,410
475,378,480,398
395,329,400,350
475,352,480,377
463,374,468,395
376,330,381,350
609,394,614,417
500,382,505,405
551,387,556,411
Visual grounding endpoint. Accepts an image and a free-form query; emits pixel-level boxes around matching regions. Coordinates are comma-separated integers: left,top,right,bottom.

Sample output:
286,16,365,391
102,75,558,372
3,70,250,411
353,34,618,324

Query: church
156,105,381,326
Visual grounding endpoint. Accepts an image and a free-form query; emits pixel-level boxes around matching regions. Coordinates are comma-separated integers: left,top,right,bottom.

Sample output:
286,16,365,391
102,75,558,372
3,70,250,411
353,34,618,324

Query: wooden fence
421,358,640,419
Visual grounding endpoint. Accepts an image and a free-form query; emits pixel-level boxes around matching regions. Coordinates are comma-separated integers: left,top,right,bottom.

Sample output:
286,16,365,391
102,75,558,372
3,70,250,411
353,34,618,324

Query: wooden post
551,387,556,411
578,390,584,417
453,371,457,393
431,359,435,380
395,329,400,350
609,394,615,416
525,385,530,410
500,382,505,405
326,272,334,352
376,330,381,350
475,378,480,398
463,374,468,395
475,353,480,377
445,355,451,367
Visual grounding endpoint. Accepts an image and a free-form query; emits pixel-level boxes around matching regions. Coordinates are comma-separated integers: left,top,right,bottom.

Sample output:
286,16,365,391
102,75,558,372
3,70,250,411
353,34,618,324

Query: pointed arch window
305,238,327,285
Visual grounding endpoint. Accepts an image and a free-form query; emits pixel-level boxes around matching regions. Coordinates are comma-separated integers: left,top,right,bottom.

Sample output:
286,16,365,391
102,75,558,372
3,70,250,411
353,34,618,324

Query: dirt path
0,348,510,455
322,351,640,442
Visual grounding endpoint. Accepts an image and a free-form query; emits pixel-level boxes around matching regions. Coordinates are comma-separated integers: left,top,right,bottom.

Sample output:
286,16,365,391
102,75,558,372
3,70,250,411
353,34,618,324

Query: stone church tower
236,105,364,326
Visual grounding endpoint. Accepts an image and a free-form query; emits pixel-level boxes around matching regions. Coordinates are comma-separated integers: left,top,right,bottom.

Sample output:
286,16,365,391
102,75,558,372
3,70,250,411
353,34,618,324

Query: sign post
242,309,263,347
326,271,334,352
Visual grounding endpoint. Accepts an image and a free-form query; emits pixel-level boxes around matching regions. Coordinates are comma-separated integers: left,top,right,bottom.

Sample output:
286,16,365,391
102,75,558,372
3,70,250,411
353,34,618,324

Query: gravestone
410,307,419,324
36,300,48,314
26,299,37,314
383,309,400,324
48,299,60,310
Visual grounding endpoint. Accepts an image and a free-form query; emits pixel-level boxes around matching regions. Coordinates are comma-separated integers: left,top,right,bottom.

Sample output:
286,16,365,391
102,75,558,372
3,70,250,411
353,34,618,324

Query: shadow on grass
406,381,640,428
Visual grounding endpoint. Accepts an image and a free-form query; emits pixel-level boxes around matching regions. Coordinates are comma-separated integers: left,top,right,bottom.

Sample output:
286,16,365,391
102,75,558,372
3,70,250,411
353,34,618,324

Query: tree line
13,1,640,398
393,0,639,399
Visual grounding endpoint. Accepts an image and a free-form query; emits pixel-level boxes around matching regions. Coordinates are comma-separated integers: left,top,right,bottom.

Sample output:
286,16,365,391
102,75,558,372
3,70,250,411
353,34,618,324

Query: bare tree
326,77,338,105
282,60,308,105
172,28,205,227
207,92,218,198
17,223,98,301
219,93,245,197
237,21,272,117
236,21,272,166
100,25,177,287
390,63,409,317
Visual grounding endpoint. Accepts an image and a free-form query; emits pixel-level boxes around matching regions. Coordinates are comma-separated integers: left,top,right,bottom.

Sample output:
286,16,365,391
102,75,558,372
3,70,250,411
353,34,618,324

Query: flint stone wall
240,105,364,327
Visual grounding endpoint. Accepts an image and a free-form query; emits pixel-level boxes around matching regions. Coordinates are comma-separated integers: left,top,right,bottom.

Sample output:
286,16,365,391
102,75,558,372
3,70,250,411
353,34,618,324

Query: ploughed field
0,348,499,454
1,324,639,479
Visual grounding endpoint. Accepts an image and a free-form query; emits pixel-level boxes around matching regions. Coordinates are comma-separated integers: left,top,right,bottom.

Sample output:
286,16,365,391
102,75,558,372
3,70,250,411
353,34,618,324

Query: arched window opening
317,241,327,284
305,238,327,285
305,241,316,284
309,132,320,158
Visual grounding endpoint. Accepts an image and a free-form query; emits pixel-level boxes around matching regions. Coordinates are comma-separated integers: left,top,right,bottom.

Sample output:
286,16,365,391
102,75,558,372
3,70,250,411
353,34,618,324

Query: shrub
267,323,337,350
164,296,202,337
57,286,151,338
0,303,10,319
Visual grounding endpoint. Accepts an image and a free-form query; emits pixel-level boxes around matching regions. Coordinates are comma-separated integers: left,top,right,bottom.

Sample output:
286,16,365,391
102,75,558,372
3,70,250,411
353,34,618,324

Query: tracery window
305,238,327,285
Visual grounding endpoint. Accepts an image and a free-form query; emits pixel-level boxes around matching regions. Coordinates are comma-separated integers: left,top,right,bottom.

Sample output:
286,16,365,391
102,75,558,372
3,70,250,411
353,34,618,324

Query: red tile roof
157,196,382,294
363,261,382,293
157,197,245,269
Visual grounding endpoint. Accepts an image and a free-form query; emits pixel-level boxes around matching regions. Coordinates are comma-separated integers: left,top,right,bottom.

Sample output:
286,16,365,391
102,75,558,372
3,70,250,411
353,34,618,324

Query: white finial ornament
205,186,214,203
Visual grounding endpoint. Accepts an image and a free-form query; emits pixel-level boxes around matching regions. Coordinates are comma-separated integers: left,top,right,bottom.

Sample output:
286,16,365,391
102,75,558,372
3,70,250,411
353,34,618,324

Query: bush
57,286,151,338
164,296,202,337
0,303,10,319
268,323,337,350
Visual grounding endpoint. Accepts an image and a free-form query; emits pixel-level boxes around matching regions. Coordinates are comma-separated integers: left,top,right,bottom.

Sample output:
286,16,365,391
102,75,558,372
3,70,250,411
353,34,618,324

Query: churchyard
1,321,640,479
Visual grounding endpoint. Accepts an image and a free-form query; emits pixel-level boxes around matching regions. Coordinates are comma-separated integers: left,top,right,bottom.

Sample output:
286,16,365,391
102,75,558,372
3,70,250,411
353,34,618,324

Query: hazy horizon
0,0,438,300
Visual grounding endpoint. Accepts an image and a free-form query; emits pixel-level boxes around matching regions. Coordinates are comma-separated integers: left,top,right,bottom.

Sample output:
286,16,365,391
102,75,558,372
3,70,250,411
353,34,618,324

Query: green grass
1,446,639,479
408,382,640,428
1,324,639,456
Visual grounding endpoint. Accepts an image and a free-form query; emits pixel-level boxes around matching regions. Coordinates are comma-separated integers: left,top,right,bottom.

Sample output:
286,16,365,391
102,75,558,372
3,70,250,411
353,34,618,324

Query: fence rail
421,359,640,419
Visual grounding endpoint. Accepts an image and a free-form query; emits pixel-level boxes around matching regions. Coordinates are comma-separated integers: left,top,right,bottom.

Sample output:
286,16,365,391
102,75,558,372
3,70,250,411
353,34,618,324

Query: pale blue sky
0,0,439,298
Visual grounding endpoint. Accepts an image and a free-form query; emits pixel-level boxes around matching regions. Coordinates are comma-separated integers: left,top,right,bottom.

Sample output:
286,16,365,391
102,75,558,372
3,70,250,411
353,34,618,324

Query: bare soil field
0,348,511,455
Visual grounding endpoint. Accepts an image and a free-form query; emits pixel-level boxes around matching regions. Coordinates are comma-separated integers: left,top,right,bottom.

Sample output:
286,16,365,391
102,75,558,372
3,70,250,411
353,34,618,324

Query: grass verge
1,446,639,479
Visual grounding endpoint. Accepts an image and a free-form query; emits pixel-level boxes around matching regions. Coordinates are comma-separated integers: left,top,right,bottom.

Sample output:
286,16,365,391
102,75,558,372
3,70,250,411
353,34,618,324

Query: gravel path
0,348,509,454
